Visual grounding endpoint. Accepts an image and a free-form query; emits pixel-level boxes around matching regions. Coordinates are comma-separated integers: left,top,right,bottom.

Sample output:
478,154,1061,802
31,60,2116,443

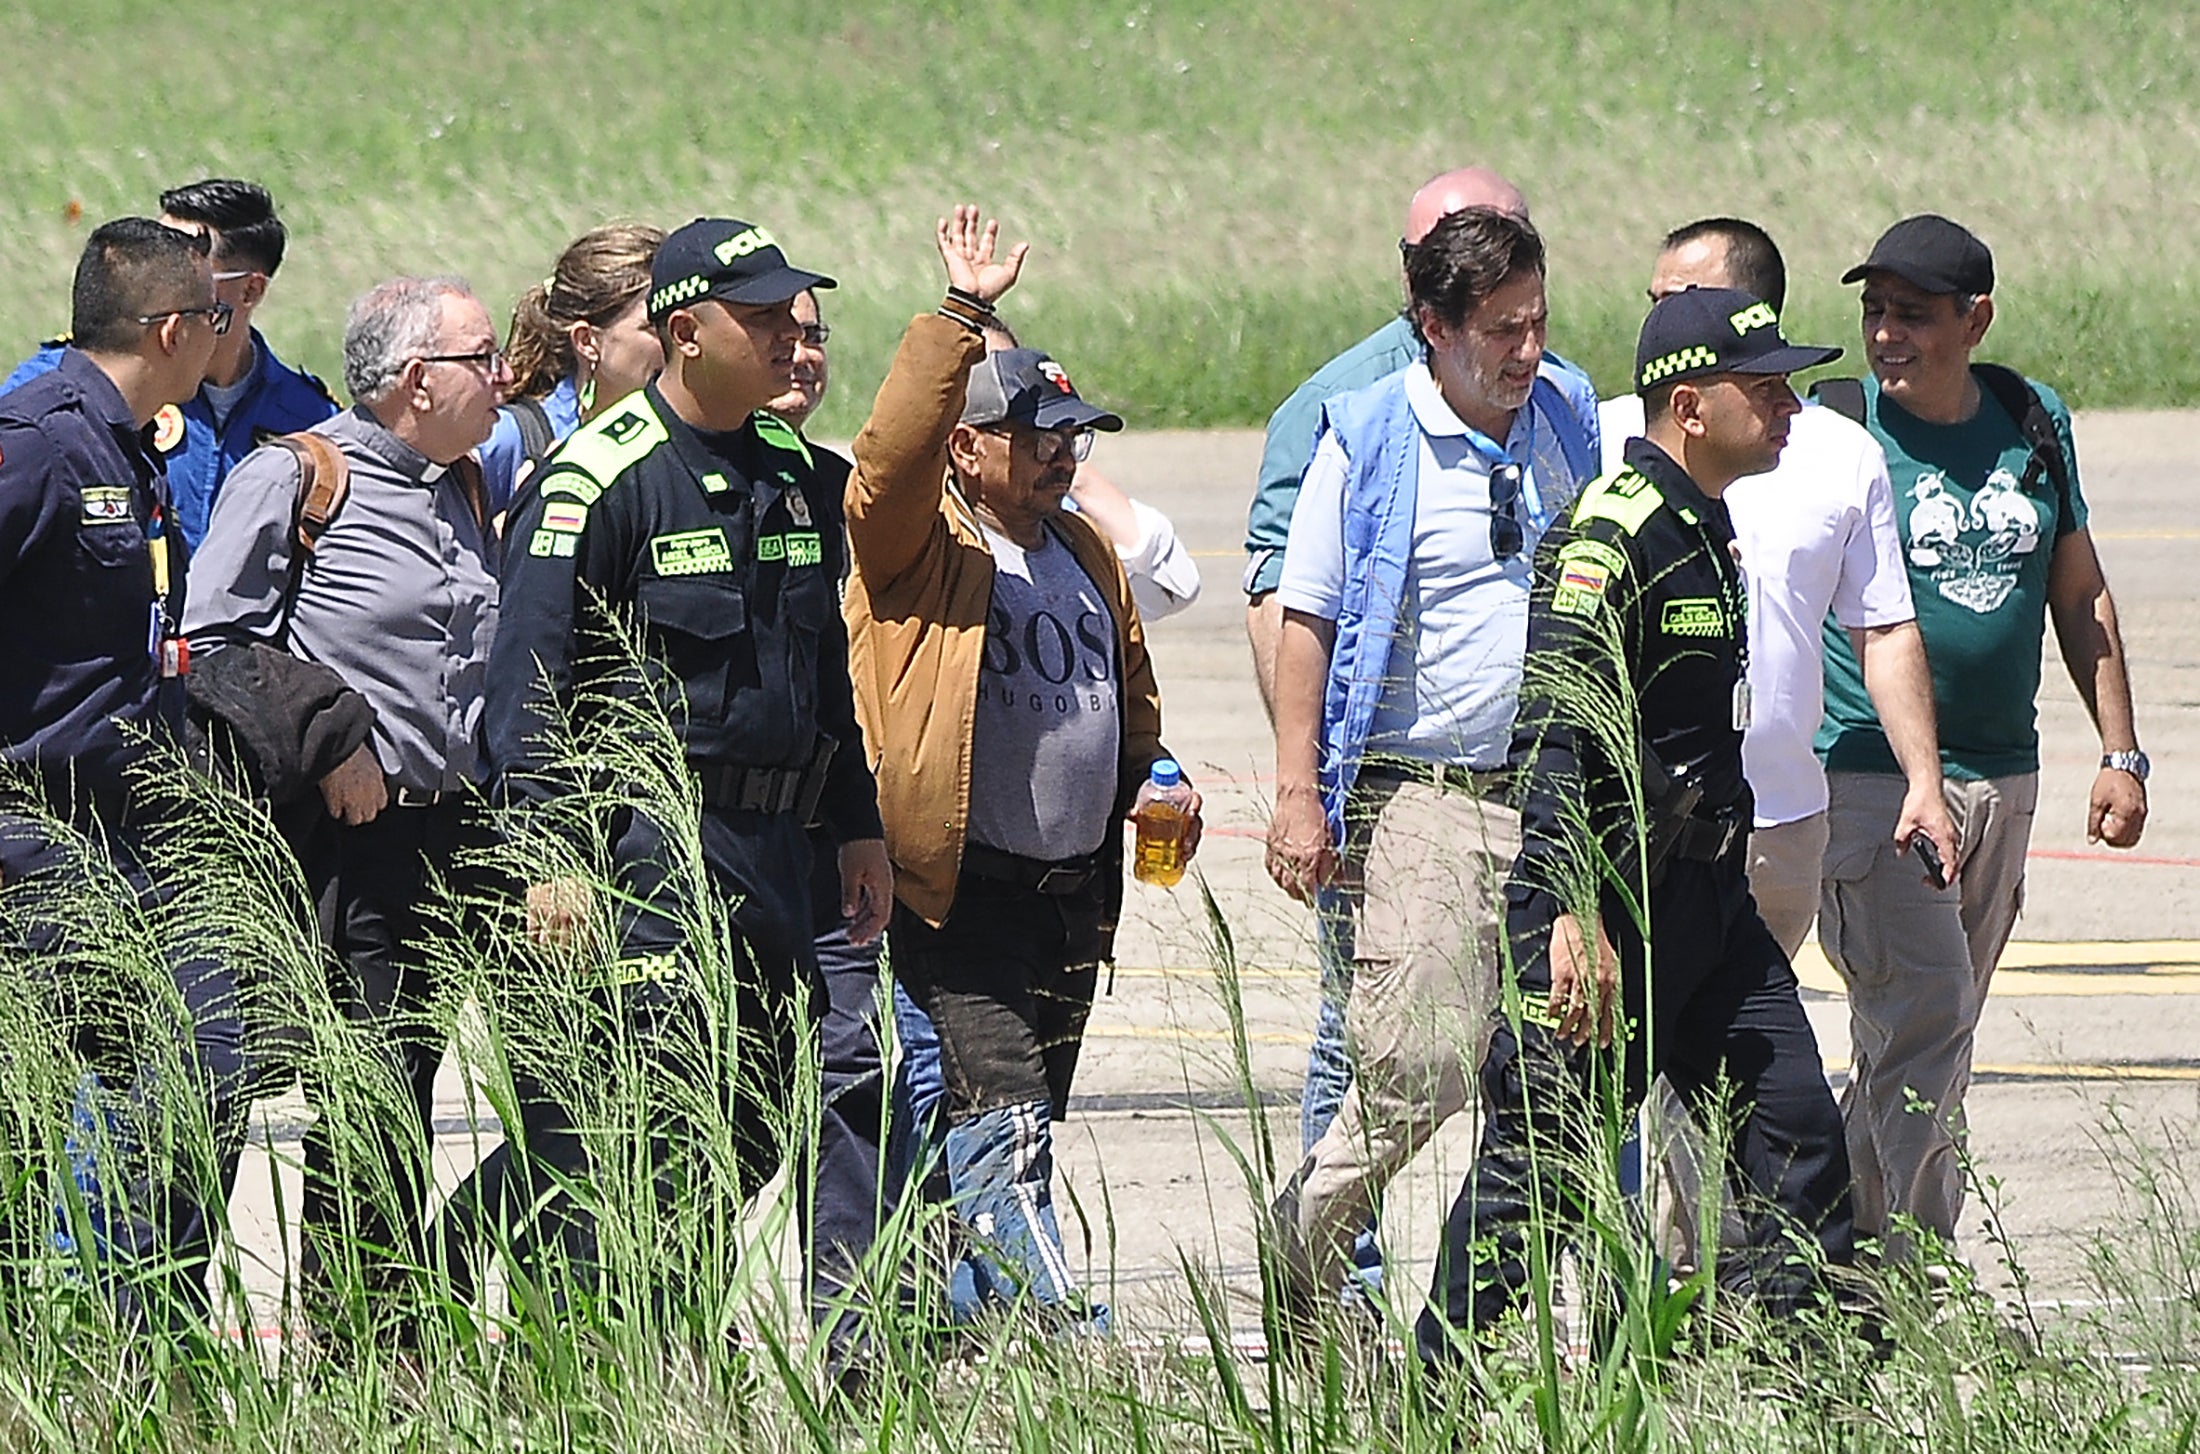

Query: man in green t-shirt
1816,214,2148,1265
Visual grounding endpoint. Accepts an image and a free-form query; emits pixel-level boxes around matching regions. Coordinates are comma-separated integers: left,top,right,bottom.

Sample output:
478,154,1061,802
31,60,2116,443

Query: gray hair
342,275,472,401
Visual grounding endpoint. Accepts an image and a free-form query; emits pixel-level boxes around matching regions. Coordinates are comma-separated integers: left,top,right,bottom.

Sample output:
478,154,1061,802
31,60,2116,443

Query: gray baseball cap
960,348,1124,432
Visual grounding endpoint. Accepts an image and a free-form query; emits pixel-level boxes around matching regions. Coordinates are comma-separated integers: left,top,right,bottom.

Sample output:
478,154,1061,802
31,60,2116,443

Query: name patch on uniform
81,485,133,524
650,528,734,576
1661,597,1725,637
757,531,823,567
542,502,589,533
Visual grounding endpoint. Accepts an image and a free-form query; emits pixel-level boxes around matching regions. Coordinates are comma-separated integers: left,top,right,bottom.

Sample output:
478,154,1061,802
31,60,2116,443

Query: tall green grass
1,0,2195,430
3,577,2198,1449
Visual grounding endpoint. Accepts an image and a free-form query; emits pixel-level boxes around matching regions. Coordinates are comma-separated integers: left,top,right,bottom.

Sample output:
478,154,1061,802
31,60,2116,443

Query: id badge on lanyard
1732,678,1752,732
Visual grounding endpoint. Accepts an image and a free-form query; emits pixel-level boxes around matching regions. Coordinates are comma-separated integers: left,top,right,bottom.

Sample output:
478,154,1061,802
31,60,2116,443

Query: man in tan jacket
843,205,1201,1328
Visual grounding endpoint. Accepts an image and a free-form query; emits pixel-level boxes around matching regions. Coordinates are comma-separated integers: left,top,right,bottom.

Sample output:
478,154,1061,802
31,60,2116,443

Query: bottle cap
1149,758,1182,789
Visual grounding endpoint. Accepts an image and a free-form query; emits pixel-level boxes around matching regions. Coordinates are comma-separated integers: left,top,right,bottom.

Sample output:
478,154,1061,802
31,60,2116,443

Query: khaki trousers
1818,770,2036,1253
1274,777,1518,1299
1747,812,1831,961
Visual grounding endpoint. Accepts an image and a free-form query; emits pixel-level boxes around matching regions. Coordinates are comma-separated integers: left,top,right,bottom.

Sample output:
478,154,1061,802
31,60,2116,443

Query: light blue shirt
1277,362,1578,769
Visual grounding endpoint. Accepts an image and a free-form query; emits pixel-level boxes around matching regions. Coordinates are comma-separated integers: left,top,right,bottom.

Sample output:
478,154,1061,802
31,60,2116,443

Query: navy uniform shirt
1511,437,1750,903
0,348,180,799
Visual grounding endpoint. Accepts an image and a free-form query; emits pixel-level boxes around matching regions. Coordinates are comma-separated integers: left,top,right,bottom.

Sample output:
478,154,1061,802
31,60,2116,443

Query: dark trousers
802,920,892,1351
296,800,483,1328
889,875,1106,1128
1418,851,1854,1362
0,807,249,1337
437,805,817,1320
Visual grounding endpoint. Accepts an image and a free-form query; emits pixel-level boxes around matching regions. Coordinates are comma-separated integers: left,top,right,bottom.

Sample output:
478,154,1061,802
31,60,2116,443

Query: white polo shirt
1598,396,1912,826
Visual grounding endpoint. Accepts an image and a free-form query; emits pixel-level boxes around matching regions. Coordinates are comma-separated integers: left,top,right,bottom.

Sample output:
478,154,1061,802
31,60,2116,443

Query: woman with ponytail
478,222,665,507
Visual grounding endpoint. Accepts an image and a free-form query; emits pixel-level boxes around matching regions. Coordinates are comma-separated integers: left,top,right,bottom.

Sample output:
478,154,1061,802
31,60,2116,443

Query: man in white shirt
1599,218,1955,955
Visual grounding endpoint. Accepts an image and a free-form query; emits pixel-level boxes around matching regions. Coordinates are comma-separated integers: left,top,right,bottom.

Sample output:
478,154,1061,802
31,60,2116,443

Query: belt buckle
1033,864,1084,894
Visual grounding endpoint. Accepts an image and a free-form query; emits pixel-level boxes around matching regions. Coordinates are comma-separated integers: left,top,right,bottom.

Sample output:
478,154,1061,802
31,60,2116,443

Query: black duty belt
1669,813,1746,863
695,762,811,815
1358,755,1514,803
960,842,1101,896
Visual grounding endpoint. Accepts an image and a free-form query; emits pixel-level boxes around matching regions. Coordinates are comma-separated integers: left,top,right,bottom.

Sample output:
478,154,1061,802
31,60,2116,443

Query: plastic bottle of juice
1133,758,1192,888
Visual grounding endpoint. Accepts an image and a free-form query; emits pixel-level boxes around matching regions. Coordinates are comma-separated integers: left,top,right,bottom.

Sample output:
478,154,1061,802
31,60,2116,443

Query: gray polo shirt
183,406,500,794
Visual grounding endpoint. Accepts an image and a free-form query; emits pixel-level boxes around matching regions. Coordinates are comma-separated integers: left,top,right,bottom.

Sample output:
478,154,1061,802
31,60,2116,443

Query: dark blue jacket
1,329,336,549
0,349,182,798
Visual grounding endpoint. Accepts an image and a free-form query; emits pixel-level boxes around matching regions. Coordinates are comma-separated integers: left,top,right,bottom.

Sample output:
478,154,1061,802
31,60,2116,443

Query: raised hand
935,203,1029,306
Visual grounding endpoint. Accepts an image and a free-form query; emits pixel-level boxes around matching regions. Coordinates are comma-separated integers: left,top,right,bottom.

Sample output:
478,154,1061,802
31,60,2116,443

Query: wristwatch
2101,749,2150,782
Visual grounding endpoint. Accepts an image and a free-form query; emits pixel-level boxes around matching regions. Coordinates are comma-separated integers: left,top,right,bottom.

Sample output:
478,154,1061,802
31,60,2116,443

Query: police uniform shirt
1511,436,1750,897
0,348,177,794
488,382,881,845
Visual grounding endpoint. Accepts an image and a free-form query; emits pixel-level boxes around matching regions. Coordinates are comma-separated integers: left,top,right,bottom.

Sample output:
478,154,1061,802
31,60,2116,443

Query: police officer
1,180,336,550
1417,288,1857,1364
0,218,242,1333
479,217,890,1302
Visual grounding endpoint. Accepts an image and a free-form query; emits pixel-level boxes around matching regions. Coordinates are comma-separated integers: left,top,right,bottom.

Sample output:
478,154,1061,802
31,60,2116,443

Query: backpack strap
508,397,556,463
450,453,492,540
268,432,350,647
1972,362,2075,525
1809,376,1868,425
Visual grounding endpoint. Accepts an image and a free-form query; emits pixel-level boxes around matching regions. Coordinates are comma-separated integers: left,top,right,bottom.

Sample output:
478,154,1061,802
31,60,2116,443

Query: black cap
1634,287,1843,395
960,348,1125,432
647,217,835,321
1841,214,1994,295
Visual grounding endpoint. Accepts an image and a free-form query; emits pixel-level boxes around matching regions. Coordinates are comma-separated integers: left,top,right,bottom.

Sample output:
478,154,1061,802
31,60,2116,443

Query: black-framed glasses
417,346,506,374
985,425,1094,465
1489,462,1525,560
799,321,831,347
137,301,233,337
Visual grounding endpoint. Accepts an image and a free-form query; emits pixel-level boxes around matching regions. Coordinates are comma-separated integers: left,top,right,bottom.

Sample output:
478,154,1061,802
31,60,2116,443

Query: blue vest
1315,364,1595,833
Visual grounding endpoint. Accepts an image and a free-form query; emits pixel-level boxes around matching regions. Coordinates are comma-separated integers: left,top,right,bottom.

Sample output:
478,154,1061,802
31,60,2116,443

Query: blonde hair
503,222,664,401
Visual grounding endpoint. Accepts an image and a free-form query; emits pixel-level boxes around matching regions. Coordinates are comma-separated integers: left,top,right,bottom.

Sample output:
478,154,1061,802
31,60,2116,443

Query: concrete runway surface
219,410,2200,1341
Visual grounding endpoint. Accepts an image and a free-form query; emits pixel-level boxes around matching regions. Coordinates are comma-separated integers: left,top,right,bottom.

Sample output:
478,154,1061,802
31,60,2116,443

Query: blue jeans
1301,891,1382,1292
888,881,1107,1329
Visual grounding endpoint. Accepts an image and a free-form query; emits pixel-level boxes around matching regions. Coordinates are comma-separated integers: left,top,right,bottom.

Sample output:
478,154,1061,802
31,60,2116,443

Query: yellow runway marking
1117,942,2200,1000
1084,1025,2200,1084
1790,941,2200,998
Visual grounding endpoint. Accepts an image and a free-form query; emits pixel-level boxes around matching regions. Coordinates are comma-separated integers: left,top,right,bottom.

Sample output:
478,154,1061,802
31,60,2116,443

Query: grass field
2,0,2196,435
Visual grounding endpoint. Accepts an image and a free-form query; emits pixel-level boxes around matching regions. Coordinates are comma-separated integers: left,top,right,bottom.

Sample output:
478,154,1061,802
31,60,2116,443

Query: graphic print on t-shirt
968,524,1122,860
1905,466,2041,614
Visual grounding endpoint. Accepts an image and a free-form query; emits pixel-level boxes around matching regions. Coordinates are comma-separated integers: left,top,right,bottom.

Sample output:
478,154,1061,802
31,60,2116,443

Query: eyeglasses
417,347,507,375
1489,462,1525,561
137,302,233,336
986,425,1094,465
211,269,260,284
799,322,831,347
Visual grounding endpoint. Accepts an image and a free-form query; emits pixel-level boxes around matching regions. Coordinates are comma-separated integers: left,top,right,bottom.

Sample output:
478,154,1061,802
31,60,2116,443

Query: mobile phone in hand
1907,831,1947,890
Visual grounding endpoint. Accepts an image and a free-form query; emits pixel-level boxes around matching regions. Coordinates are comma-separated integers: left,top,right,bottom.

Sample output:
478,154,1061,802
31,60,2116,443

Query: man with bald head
1243,168,1550,710
1242,170,1597,1302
